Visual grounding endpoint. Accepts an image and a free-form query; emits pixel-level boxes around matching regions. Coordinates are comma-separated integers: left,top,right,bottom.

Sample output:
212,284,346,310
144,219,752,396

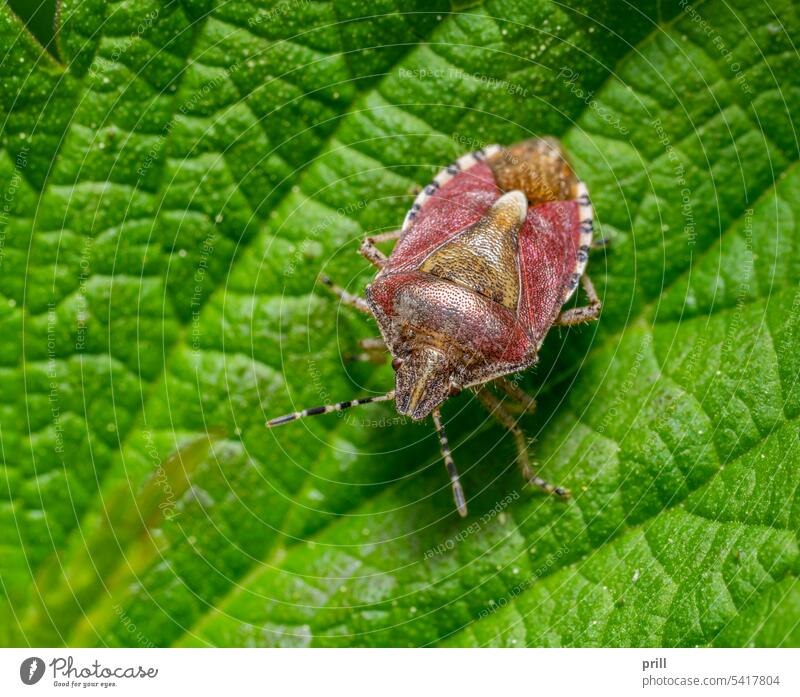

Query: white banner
0,648,797,696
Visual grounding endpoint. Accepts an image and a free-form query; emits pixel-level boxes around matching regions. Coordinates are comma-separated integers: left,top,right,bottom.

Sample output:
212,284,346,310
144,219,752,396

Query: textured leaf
1,0,799,648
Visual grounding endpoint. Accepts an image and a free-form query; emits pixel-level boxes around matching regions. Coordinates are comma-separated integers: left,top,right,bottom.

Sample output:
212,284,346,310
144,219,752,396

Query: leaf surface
1,0,799,647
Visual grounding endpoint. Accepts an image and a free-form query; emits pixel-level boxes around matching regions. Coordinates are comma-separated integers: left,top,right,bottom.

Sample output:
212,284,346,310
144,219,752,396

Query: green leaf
1,0,799,648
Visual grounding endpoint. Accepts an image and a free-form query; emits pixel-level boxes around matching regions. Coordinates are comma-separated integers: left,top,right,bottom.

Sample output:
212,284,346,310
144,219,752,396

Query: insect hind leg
493,377,537,415
432,409,468,517
474,386,569,499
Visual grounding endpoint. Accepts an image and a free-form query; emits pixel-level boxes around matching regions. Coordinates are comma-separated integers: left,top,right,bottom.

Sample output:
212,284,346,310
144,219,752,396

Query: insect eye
392,358,404,371
448,383,462,396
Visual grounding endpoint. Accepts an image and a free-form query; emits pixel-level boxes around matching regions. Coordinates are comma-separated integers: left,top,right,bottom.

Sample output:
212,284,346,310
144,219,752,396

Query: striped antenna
267,391,396,428
431,408,468,517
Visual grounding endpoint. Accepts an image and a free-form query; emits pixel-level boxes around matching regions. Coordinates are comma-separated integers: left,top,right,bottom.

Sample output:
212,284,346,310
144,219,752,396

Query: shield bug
268,138,602,517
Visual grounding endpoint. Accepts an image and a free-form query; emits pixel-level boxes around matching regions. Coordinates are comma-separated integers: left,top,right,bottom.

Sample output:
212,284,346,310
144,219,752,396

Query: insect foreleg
267,391,396,427
431,408,468,517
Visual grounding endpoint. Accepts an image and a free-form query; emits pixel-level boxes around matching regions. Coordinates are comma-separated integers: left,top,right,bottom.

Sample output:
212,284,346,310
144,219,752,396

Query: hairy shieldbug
268,138,602,517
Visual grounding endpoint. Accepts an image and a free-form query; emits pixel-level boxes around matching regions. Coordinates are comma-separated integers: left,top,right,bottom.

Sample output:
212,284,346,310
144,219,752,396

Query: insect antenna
267,391,396,427
431,408,468,518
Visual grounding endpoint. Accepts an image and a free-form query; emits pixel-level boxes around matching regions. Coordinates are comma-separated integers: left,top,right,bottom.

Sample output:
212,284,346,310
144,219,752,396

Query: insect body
268,138,602,517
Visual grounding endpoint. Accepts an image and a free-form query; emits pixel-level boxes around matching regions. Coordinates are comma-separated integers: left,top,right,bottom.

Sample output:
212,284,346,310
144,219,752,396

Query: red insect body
369,160,584,373
268,139,600,516
366,142,593,421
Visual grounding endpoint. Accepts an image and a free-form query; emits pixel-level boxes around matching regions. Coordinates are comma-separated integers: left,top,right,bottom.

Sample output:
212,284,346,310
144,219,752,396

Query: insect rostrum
268,138,601,518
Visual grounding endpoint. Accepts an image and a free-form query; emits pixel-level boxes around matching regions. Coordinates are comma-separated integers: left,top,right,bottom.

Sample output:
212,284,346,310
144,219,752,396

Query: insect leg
319,274,371,314
554,273,601,327
369,230,403,243
474,387,569,499
493,377,537,415
267,391,396,427
591,236,610,250
359,230,402,268
431,408,468,517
